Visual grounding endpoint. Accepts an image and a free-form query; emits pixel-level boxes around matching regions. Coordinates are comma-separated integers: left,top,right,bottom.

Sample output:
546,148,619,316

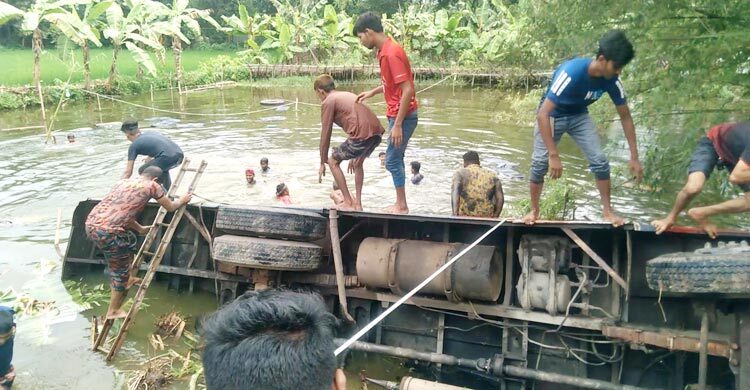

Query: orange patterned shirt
85,178,165,233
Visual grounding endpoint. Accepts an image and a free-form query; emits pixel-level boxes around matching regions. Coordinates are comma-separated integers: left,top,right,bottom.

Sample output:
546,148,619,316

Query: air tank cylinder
356,237,503,302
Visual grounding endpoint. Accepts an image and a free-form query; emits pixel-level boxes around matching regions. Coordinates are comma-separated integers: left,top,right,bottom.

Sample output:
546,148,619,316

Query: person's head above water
138,165,164,182
67,133,76,143
592,29,634,79
120,119,141,142
463,151,480,168
276,183,289,197
260,157,270,172
200,289,346,390
314,74,336,101
378,152,386,166
245,169,255,184
353,11,385,50
410,161,421,175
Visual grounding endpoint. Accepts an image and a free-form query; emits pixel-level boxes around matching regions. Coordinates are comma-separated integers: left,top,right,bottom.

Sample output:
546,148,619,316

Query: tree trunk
173,35,182,86
83,41,91,90
136,42,144,80
32,28,42,88
107,45,120,90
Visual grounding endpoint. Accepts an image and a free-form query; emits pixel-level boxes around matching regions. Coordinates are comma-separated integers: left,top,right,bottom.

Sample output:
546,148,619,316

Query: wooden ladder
93,157,208,361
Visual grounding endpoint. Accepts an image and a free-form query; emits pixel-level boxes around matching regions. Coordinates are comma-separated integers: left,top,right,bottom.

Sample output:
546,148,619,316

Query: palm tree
103,0,166,88
0,0,101,89
159,0,220,86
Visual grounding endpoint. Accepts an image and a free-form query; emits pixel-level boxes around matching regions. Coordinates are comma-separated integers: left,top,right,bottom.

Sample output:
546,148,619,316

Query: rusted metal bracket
602,325,737,364
561,228,628,294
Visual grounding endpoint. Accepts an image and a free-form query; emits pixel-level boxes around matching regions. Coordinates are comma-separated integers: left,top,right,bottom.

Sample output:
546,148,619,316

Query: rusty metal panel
602,325,735,361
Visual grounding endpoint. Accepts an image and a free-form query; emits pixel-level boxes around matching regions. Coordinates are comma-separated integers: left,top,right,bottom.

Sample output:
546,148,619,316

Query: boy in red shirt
354,11,418,214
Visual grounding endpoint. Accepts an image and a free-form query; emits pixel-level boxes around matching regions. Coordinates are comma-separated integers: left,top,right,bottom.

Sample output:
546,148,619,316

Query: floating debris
154,311,187,341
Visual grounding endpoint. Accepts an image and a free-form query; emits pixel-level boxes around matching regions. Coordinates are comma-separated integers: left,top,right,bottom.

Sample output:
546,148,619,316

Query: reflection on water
0,83,731,388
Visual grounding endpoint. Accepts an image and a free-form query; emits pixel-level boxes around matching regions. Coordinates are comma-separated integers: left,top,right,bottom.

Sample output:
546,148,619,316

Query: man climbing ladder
91,157,206,361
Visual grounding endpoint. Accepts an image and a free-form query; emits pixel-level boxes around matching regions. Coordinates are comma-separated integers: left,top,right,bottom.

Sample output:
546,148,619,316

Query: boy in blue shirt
524,30,643,226
0,307,15,389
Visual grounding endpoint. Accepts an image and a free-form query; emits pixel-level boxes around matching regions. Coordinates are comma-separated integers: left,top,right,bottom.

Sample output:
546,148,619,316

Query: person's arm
319,100,335,182
122,160,135,179
389,80,415,148
127,220,150,235
356,85,384,103
123,143,137,178
494,178,505,217
729,159,750,185
156,192,192,212
451,171,462,216
537,98,562,178
615,104,643,182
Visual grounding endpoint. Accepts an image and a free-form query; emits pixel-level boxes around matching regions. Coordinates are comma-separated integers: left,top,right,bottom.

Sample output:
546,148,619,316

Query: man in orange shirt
354,12,418,214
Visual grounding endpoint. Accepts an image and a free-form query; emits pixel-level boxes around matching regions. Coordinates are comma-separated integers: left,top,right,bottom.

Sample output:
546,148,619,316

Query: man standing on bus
354,11,418,214
524,30,643,226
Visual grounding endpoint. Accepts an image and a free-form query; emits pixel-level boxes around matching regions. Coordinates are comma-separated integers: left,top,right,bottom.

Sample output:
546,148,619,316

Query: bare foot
651,217,675,235
688,208,718,239
106,309,128,320
334,202,357,211
603,211,625,227
125,277,142,290
522,210,539,225
385,204,409,214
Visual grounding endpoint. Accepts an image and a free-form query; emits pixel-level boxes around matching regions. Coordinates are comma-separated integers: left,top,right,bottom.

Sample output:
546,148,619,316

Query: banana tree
221,4,271,63
158,0,221,85
0,0,100,88
72,1,112,89
103,0,166,88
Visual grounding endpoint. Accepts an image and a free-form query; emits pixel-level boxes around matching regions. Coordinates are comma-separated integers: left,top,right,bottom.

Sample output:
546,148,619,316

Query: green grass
0,47,236,87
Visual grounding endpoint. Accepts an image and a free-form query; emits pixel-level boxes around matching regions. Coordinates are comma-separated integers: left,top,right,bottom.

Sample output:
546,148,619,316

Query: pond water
0,82,728,388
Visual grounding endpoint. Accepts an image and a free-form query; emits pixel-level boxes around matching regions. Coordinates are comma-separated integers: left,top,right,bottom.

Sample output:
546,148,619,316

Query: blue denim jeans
529,113,610,183
386,110,418,188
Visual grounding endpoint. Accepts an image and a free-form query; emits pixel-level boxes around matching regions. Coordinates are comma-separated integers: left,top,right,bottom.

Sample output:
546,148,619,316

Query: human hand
180,192,193,206
390,124,403,149
548,154,563,179
318,163,326,183
356,90,373,103
348,157,364,174
629,159,644,183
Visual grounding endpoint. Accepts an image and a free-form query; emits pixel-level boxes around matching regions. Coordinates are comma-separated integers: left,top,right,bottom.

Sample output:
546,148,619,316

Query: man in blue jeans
524,30,643,226
354,11,418,214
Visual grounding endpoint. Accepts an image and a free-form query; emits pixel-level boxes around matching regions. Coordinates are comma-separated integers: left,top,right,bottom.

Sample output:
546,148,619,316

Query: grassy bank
0,48,234,87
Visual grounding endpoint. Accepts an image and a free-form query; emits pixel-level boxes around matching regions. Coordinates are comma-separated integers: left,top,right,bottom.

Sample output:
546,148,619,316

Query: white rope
334,218,506,356
76,88,293,117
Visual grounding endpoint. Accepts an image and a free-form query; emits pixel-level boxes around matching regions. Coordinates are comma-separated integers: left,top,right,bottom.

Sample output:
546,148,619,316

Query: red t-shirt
377,38,418,118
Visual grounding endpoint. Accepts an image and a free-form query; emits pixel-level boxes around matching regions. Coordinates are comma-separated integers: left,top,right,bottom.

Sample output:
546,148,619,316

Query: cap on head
0,308,15,334
121,119,139,133
246,169,255,175
314,74,336,93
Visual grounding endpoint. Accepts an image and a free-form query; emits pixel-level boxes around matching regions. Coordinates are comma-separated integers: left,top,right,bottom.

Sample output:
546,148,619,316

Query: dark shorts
332,135,382,162
86,226,137,291
689,136,750,192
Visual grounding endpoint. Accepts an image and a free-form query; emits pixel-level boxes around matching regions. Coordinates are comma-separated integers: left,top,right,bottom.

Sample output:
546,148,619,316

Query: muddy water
0,82,703,388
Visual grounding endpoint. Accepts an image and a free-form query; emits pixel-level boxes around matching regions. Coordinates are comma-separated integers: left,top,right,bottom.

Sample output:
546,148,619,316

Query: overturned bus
63,200,750,389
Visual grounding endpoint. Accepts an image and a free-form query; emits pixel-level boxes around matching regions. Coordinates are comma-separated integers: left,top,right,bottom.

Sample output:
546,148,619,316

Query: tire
646,242,750,293
213,235,323,271
215,205,327,242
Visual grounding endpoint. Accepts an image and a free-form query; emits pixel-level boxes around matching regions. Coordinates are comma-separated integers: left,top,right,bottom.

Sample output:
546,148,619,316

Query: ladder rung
182,168,198,172
143,251,155,256
157,222,170,227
